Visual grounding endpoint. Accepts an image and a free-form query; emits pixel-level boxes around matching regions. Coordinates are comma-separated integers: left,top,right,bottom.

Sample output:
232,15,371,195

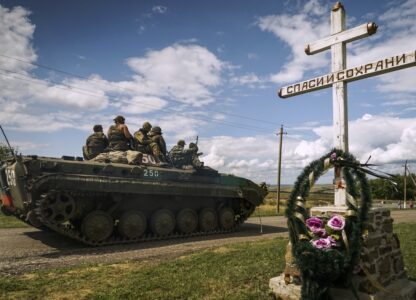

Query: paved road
0,210,415,275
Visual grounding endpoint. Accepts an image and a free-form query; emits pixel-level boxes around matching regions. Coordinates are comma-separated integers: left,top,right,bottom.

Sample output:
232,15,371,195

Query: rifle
193,136,202,156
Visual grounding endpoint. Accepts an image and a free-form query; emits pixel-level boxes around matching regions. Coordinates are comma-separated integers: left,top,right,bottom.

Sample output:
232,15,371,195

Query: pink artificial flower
327,215,345,231
306,217,323,230
311,238,332,249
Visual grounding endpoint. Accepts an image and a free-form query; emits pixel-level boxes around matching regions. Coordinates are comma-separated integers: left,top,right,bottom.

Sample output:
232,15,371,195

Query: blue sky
0,0,415,183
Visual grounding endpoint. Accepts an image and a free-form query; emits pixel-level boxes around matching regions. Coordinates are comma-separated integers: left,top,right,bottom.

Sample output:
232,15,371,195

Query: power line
0,53,282,127
0,71,275,134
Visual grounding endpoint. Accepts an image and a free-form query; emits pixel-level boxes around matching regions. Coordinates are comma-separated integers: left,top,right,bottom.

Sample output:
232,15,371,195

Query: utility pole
404,160,407,209
276,125,287,214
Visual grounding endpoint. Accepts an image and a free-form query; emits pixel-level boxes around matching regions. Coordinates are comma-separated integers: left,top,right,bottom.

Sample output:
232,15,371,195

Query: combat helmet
93,124,103,132
177,140,185,146
114,115,125,124
150,126,162,134
142,121,152,132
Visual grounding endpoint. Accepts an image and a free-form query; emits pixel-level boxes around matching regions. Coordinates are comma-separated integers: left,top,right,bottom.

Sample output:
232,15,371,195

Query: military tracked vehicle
0,154,267,246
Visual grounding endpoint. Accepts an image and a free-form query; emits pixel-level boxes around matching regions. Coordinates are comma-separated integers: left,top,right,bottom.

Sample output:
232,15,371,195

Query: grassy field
0,210,28,229
253,185,335,217
0,222,415,300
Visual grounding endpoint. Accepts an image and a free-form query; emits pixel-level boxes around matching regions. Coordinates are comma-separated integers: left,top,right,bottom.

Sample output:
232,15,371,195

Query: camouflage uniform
188,143,204,168
169,140,203,168
148,126,167,163
169,141,187,168
84,132,109,159
108,125,130,151
134,122,152,154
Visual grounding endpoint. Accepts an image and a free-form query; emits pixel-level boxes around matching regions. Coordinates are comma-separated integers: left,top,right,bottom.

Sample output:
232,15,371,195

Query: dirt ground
0,210,415,275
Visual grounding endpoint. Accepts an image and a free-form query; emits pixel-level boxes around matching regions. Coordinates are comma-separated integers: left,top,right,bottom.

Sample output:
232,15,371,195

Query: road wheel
218,207,235,230
176,208,198,234
81,210,114,242
199,208,218,232
40,192,76,223
150,209,175,236
118,211,147,239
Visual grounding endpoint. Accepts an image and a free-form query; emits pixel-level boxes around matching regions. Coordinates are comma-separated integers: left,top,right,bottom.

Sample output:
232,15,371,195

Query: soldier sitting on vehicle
83,125,109,160
169,140,187,167
148,126,167,163
134,122,153,154
188,142,204,168
169,140,204,169
107,115,133,151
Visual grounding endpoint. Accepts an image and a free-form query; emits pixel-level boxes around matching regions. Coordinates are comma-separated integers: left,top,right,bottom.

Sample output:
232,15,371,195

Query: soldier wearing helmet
107,116,133,151
169,139,203,168
169,140,187,167
148,125,167,162
134,121,153,154
83,124,109,160
188,142,204,168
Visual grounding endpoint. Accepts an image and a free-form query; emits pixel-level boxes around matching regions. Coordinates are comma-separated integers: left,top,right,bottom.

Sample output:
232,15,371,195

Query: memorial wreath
286,149,373,300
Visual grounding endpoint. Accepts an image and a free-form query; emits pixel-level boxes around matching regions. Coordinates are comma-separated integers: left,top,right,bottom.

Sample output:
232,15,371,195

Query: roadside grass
1,222,415,299
0,237,287,300
0,210,28,229
394,223,416,280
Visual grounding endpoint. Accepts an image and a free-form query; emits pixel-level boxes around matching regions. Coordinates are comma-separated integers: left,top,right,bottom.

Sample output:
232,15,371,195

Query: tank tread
34,190,251,247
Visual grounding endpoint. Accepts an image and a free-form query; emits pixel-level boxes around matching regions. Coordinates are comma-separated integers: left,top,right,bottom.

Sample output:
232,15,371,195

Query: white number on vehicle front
5,169,16,186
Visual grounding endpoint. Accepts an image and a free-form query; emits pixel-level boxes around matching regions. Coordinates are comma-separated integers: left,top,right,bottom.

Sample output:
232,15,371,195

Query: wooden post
276,125,285,214
331,2,348,206
404,160,407,209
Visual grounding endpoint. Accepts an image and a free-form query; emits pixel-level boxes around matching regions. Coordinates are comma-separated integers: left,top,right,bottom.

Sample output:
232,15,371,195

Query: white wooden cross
278,2,416,206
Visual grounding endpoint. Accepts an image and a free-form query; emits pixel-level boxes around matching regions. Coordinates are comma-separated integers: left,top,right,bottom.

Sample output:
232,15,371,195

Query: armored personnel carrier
0,154,267,246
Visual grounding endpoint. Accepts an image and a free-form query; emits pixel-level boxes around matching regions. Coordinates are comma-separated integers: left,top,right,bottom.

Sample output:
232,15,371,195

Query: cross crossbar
279,50,416,98
305,22,378,55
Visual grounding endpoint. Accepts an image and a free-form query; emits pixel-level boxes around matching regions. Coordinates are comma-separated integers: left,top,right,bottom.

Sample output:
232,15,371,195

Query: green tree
369,174,415,200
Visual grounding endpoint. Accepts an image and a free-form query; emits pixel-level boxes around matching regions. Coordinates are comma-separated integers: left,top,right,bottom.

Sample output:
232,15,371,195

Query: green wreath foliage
286,149,372,300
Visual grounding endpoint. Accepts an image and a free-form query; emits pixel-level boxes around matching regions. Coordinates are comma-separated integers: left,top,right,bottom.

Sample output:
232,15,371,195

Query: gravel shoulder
0,210,414,275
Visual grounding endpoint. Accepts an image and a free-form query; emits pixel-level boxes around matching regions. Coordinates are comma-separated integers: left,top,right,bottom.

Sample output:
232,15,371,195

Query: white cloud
125,44,224,106
230,73,268,88
0,6,37,73
257,0,329,83
197,114,416,183
157,114,203,141
119,96,168,114
10,140,49,152
152,5,167,14
294,114,416,167
0,4,226,133
0,5,111,121
257,0,416,97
